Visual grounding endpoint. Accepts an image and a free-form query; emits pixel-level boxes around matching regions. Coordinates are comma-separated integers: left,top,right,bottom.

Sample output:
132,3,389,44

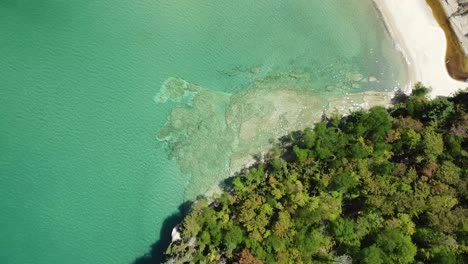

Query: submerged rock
156,76,393,199
155,77,201,104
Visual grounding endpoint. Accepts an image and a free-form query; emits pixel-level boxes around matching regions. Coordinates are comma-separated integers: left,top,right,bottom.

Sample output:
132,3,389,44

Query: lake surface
0,1,406,263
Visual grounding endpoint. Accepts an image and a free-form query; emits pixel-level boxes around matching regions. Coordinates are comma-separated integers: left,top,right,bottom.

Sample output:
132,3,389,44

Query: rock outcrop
441,0,468,55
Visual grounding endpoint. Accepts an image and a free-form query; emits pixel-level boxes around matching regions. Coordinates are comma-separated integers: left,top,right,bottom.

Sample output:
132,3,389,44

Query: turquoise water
0,1,406,263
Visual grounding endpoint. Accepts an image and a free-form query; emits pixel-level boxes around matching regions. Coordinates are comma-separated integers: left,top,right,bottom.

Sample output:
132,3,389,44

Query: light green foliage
421,126,444,163
296,227,323,260
332,218,361,247
384,214,415,236
200,230,211,245
273,211,291,238
436,161,461,185
349,136,373,159
303,127,316,149
404,128,421,149
356,211,384,236
293,145,309,163
181,214,201,238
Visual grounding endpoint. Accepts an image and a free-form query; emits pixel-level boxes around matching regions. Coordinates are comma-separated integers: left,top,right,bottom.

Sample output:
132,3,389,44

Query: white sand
373,0,467,97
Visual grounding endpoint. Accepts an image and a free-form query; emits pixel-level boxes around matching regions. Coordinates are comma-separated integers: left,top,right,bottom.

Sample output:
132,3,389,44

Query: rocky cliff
442,0,468,55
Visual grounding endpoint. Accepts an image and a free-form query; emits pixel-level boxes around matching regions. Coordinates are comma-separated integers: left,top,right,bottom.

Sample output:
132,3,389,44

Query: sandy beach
374,0,467,97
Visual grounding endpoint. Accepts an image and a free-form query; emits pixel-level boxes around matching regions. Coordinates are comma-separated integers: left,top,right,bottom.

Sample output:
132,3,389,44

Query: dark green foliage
412,83,431,98
373,229,417,264
293,145,309,163
341,106,392,143
329,171,357,192
225,225,244,250
332,217,361,247
361,245,385,264
164,88,468,263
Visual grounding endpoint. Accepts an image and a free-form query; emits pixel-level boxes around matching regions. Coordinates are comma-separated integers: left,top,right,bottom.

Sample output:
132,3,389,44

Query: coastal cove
0,1,438,263
145,1,468,262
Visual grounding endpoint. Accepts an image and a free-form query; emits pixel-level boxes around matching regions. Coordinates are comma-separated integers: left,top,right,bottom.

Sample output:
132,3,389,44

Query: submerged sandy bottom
0,1,409,263
156,77,393,199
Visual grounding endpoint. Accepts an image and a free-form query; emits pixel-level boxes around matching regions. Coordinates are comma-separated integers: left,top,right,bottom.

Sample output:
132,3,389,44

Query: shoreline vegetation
161,86,468,263
425,0,468,81
155,77,398,201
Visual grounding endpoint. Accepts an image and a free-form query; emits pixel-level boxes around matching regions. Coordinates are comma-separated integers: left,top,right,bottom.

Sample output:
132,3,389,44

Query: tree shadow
133,122,336,264
132,201,192,264
391,89,409,105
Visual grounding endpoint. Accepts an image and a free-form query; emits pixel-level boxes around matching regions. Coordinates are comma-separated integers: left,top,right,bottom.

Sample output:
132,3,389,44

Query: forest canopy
164,86,468,264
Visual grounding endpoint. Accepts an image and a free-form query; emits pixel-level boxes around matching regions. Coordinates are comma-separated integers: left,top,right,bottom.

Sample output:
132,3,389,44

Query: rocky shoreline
426,0,468,80
441,0,468,55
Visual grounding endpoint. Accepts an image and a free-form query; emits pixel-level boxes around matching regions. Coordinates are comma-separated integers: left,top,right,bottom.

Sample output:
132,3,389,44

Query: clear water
0,1,406,263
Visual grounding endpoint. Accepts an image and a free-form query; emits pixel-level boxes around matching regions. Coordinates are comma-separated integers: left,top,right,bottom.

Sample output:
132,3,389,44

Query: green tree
293,145,309,163
421,126,444,163
296,227,323,261
330,171,358,193
332,217,360,247
361,245,384,264
224,225,244,249
374,229,417,264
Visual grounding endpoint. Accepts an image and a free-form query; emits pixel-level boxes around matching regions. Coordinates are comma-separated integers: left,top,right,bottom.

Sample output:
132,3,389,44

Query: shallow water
0,1,406,263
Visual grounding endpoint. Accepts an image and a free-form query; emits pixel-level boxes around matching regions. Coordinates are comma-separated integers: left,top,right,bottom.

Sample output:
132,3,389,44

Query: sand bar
374,0,467,97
